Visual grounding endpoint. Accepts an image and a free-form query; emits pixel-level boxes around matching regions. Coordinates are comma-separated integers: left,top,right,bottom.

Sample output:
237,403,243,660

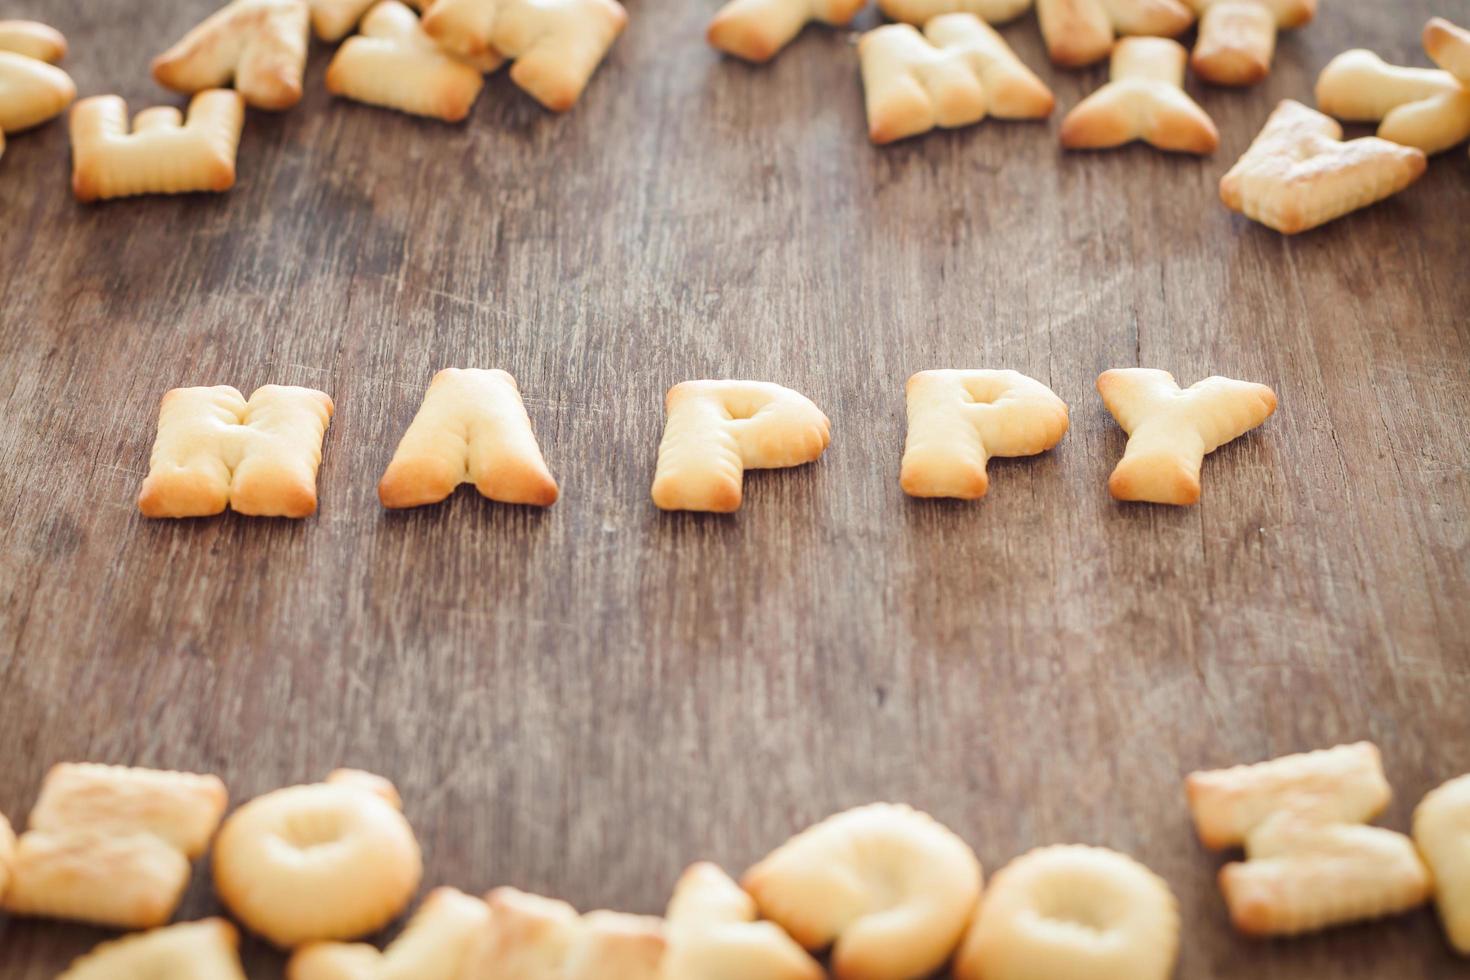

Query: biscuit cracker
137,383,334,518
1316,49,1470,156
955,845,1179,980
1220,99,1427,234
70,89,246,201
420,0,626,110
1186,0,1316,86
58,919,247,980
153,0,310,111
651,380,831,513
665,863,823,980
1186,743,1431,936
742,803,982,980
1036,0,1194,68
1413,773,1470,954
878,0,1034,26
287,887,492,979
474,887,666,979
0,21,67,62
0,48,76,161
213,770,422,948
901,369,1068,498
860,16,1054,145
326,2,489,122
1060,36,1219,154
708,0,865,63
379,368,558,508
1097,368,1276,506
3,763,227,930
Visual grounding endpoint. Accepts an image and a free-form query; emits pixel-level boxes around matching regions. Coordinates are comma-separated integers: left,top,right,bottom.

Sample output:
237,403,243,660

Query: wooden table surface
1,0,1467,976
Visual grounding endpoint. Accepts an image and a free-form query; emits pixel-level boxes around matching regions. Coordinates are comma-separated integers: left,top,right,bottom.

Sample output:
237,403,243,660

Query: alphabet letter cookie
860,16,1054,145
214,770,422,948
1060,37,1218,153
901,369,1068,499
1220,99,1426,234
59,919,247,980
742,804,982,980
137,384,334,518
1426,17,1470,83
0,811,13,898
420,0,627,110
955,846,1179,980
665,863,823,980
379,368,558,508
153,0,311,111
2,763,228,930
652,380,831,512
878,0,1034,27
1097,368,1275,506
1425,17,1470,160
70,90,246,202
288,887,492,979
326,2,488,122
0,20,67,62
1036,0,1194,68
0,23,75,163
1316,49,1470,156
1186,0,1316,86
708,0,865,63
310,0,422,40
1414,774,1470,954
474,887,666,979
1186,743,1432,935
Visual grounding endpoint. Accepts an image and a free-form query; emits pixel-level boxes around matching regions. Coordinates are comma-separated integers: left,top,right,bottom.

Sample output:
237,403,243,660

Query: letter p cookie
652,380,831,513
901,369,1068,500
378,368,559,509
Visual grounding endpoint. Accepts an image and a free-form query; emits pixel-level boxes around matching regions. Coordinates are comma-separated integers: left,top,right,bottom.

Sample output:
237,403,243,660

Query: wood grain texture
0,0,1467,976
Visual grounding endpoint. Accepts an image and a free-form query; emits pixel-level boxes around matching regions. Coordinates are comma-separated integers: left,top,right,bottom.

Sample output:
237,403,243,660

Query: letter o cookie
213,770,422,948
954,845,1179,980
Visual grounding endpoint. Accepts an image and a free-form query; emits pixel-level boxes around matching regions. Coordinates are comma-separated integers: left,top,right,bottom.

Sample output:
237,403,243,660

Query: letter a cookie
379,368,558,509
152,0,311,111
137,384,334,518
652,380,831,513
